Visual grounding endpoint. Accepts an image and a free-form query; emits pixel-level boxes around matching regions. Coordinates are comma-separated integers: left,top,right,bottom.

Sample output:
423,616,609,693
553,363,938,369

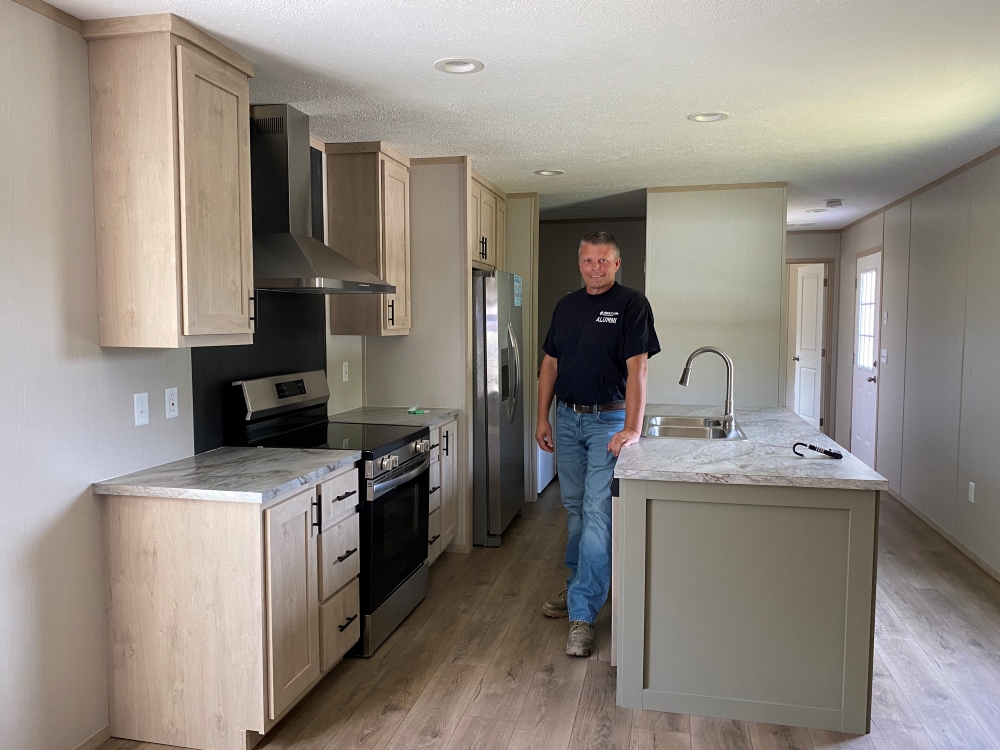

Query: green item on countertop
407,406,426,415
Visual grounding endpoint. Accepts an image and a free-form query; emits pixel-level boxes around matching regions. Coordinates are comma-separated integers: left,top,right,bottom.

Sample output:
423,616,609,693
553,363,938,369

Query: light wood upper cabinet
321,142,412,336
264,487,321,720
469,173,506,270
84,14,255,348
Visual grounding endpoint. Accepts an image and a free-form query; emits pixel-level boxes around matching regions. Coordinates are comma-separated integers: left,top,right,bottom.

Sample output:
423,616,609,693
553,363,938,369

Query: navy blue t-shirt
542,283,660,406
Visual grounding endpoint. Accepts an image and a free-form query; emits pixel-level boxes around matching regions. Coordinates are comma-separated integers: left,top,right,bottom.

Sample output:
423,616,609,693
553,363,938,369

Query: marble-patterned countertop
330,405,460,429
614,405,887,491
92,446,360,504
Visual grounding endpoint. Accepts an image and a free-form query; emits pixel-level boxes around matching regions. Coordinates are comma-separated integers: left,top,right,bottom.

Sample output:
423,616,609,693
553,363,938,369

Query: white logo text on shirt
596,310,618,324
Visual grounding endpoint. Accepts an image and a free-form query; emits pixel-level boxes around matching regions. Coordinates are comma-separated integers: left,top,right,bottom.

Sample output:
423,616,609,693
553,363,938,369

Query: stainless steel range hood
250,104,394,294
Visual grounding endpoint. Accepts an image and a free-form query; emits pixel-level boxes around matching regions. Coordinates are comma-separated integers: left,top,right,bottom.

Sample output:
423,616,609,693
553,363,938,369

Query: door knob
792,356,800,361
867,376,876,383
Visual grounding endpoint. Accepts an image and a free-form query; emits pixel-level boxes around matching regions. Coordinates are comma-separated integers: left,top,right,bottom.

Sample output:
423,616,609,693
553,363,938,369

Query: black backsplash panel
191,290,326,453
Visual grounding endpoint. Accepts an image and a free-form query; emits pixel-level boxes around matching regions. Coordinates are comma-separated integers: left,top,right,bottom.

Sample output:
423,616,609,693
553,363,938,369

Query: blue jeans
556,402,625,624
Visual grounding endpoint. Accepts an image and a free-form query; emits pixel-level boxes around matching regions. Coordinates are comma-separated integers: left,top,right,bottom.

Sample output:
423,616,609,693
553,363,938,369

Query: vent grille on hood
249,104,394,296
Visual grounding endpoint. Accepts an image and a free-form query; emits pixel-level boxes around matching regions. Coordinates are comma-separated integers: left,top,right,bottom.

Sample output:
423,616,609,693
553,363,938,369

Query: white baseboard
887,488,1000,585
74,725,111,750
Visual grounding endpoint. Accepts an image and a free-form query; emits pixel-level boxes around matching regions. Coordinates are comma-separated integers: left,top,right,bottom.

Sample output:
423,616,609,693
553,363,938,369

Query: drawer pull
336,489,357,502
429,486,440,494
337,547,358,563
428,534,440,545
338,614,358,632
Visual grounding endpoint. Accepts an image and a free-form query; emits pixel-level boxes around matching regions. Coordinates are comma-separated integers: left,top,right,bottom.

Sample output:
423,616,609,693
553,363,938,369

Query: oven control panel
379,455,400,471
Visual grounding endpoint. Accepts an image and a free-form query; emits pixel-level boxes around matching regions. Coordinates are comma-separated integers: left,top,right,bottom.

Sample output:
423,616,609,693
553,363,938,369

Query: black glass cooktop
254,419,426,457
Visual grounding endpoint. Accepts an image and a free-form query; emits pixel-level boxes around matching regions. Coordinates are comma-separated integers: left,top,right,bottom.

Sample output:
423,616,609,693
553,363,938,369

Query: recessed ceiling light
799,222,816,227
825,199,843,208
568,205,591,211
687,112,729,123
535,169,564,176
805,208,828,213
434,58,484,74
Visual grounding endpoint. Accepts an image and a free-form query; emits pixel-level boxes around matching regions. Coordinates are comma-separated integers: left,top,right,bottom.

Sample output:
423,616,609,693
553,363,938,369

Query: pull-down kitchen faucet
679,347,735,432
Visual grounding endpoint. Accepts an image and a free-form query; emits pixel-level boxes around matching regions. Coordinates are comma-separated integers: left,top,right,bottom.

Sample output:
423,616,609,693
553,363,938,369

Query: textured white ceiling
56,0,1000,228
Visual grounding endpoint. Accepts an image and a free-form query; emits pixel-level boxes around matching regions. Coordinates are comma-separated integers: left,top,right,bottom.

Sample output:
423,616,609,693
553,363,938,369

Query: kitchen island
613,405,887,735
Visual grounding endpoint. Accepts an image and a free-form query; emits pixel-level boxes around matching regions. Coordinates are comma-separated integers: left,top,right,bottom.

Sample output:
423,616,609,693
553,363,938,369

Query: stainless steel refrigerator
473,269,526,546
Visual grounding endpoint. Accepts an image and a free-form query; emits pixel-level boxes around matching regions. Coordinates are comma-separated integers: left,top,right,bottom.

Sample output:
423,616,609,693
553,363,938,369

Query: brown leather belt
562,400,626,414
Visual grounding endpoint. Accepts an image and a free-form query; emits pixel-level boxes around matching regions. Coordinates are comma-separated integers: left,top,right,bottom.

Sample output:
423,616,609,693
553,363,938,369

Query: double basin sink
642,415,748,441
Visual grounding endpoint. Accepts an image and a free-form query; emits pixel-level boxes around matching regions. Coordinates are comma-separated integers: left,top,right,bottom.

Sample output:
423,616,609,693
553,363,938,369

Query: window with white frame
857,269,877,371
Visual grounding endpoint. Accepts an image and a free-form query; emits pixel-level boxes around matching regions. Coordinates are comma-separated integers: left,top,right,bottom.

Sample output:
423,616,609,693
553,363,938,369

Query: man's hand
536,419,555,453
608,427,640,457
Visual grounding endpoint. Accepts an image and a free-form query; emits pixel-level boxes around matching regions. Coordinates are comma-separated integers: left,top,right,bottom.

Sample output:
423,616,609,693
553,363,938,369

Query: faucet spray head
679,367,692,387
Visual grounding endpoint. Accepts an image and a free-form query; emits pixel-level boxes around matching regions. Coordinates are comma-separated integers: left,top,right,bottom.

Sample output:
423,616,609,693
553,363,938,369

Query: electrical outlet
134,392,149,426
165,387,179,419
969,482,975,503
342,361,349,382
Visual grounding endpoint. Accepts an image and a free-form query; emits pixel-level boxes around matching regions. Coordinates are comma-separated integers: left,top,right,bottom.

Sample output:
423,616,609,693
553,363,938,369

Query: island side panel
104,495,265,750
616,479,647,709
635,482,876,734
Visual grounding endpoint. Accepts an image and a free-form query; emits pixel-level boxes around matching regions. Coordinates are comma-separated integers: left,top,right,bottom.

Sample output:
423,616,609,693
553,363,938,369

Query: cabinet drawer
319,467,360,531
320,577,360,672
319,512,360,602
428,461,441,513
429,426,440,464
428,508,442,564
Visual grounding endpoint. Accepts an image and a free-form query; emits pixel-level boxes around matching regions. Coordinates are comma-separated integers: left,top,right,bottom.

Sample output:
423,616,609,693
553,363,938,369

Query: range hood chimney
250,104,395,294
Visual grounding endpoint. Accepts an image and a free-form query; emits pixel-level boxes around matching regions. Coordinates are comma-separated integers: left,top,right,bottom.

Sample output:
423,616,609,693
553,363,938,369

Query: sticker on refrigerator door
513,275,522,307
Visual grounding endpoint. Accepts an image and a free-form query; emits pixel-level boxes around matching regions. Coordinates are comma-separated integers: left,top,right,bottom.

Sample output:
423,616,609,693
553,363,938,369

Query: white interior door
793,264,825,429
851,253,882,468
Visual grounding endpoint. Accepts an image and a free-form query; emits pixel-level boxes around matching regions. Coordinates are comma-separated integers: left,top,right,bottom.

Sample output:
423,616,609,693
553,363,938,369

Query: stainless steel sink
642,415,748,441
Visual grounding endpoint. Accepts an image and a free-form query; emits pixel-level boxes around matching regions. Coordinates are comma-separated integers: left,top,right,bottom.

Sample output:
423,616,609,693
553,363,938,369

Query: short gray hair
579,231,620,258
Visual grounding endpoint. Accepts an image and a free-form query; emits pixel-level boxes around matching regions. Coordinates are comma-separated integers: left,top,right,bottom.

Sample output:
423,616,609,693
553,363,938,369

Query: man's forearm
537,357,557,424
623,357,648,435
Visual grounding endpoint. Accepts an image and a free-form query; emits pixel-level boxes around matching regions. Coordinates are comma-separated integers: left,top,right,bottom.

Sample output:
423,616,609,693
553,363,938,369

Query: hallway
101,483,1000,750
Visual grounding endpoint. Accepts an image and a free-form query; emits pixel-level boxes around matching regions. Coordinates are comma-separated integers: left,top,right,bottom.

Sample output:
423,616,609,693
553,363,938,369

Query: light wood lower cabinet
320,577,361,672
103,463,361,750
264,488,321,719
318,512,360,601
439,420,459,547
428,508,443,564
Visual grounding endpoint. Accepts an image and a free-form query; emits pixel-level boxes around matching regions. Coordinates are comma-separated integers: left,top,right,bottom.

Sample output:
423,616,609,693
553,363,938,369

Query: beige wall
645,187,787,407
326,333,363,415
0,3,195,748
836,150,1000,576
785,232,842,435
537,219,646,365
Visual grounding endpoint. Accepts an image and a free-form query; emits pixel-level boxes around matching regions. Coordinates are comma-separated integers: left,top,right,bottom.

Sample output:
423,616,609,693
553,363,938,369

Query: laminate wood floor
100,485,1000,750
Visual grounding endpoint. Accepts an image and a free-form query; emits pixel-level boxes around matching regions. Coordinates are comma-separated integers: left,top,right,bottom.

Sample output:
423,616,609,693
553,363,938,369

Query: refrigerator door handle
507,320,521,423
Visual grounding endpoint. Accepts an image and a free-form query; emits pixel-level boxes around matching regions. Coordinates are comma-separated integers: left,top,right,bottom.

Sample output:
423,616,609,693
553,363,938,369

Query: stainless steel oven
359,445,430,655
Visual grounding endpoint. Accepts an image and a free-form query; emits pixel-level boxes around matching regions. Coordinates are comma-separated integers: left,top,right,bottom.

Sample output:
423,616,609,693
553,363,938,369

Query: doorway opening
785,260,833,433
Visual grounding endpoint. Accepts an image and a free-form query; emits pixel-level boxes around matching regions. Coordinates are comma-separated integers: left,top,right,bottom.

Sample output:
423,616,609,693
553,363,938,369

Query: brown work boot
566,620,595,657
542,589,568,618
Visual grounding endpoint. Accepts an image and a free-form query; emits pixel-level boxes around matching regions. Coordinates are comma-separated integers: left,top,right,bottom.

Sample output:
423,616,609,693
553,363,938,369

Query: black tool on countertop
793,442,843,459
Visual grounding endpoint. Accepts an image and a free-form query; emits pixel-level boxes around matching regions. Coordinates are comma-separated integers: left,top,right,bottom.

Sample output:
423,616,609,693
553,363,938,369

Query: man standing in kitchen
536,230,659,657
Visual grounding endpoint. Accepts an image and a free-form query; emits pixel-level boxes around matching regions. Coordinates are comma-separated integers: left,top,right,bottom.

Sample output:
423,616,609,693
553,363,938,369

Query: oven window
367,467,429,609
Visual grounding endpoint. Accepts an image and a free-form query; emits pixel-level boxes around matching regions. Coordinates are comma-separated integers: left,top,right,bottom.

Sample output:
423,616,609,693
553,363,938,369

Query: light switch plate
342,362,349,382
969,482,975,503
165,387,179,419
880,349,888,364
134,392,149,426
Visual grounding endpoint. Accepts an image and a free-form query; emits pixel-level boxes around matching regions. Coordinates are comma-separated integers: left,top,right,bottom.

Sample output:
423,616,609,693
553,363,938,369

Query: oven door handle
372,455,430,500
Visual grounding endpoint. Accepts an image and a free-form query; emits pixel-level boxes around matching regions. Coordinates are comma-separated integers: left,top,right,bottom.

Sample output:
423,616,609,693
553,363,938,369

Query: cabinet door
264,488,321,719
176,44,254,336
380,156,411,333
480,190,497,267
468,181,482,263
495,197,506,271
440,421,458,545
